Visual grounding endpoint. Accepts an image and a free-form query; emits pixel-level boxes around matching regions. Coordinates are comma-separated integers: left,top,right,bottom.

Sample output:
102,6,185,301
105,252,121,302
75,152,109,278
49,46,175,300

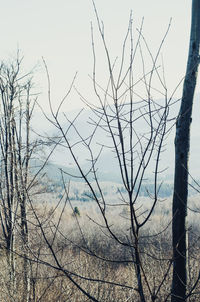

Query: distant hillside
32,93,200,185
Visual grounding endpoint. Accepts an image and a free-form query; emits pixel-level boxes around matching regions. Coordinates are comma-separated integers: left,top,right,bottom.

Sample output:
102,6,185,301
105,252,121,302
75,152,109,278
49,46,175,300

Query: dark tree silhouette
172,1,200,301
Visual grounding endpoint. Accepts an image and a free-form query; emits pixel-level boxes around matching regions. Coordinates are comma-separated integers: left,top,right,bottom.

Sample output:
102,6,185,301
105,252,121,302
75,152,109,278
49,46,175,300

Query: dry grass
0,194,200,301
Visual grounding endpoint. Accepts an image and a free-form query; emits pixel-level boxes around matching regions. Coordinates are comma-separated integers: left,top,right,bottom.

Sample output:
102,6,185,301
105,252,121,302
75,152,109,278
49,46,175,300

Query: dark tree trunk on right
172,1,200,301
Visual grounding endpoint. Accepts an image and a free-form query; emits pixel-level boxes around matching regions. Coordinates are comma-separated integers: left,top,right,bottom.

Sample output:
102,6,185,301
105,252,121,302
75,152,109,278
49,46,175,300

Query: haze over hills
33,93,200,184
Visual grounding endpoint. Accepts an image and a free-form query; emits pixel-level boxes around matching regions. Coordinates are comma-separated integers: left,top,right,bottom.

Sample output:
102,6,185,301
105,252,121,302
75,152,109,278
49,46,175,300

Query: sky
1,0,200,176
0,0,193,111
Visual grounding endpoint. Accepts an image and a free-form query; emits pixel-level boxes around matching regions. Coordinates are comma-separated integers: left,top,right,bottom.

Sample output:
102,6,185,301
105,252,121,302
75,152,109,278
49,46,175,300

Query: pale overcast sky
0,0,193,111
1,0,199,175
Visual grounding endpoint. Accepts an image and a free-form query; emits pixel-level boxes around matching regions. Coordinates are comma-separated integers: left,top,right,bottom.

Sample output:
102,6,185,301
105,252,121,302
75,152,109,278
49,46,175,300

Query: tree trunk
171,1,200,301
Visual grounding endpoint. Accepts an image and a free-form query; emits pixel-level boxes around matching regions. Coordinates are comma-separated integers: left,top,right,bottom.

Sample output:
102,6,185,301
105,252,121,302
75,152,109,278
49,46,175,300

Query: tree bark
171,1,200,301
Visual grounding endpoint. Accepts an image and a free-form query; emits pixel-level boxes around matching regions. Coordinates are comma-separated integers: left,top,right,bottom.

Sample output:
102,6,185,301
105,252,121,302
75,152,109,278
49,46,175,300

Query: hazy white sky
1,0,199,176
0,0,193,111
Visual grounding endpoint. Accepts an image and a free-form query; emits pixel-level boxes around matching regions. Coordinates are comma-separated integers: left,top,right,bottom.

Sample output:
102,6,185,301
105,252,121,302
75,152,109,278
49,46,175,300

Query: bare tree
34,7,177,301
0,57,39,302
172,1,200,301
